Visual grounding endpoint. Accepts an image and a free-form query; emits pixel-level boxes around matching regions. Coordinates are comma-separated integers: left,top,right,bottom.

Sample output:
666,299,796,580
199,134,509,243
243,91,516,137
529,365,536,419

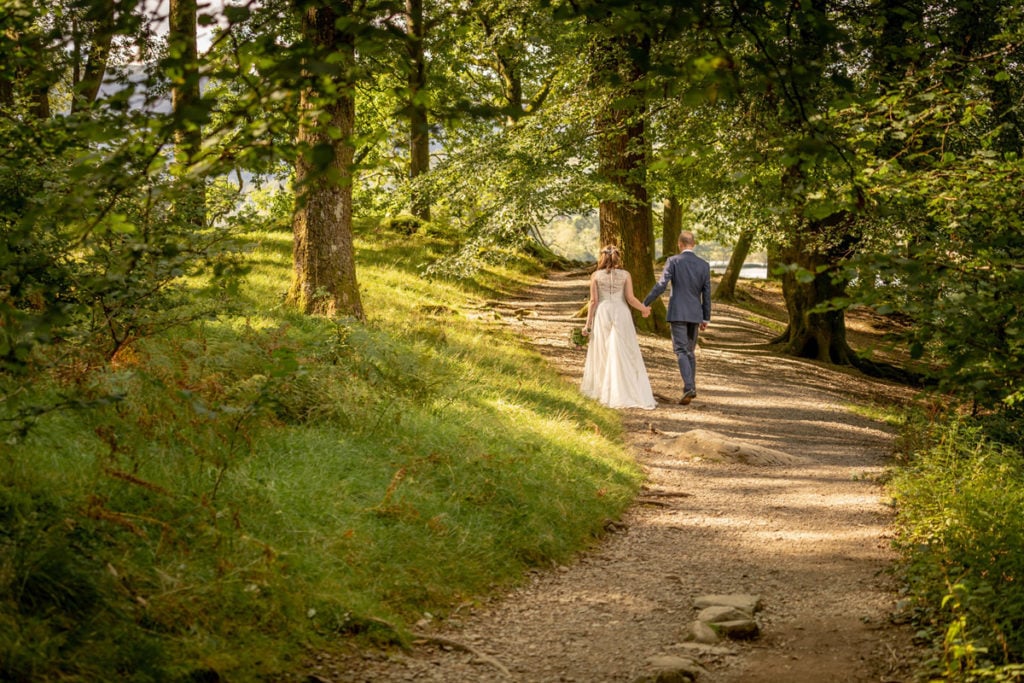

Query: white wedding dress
580,269,657,410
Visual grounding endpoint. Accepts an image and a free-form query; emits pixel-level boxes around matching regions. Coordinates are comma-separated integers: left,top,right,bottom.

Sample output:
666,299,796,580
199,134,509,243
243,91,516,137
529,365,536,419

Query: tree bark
406,0,430,221
763,0,855,360
771,0,929,369
0,69,11,110
27,32,50,119
771,217,856,363
713,229,753,302
289,2,364,319
592,33,664,334
0,20,51,118
495,50,522,127
169,0,206,227
661,196,681,261
72,0,116,112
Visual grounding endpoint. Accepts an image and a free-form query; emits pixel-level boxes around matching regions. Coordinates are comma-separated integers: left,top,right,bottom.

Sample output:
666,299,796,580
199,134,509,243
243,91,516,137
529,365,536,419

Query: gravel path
334,271,920,683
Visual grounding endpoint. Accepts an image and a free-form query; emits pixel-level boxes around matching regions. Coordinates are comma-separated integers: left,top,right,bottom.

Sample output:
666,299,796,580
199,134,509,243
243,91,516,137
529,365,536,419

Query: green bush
891,415,1024,680
380,213,423,236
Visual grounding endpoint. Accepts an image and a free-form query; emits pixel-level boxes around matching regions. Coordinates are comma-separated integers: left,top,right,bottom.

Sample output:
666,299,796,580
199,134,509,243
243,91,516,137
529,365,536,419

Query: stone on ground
632,654,707,683
693,594,763,613
711,619,760,639
692,593,762,642
652,429,810,466
681,620,720,644
697,605,752,623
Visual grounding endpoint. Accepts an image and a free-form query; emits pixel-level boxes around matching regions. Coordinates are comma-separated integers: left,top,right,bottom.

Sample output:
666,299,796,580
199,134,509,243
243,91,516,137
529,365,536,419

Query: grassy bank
889,412,1024,682
0,222,642,681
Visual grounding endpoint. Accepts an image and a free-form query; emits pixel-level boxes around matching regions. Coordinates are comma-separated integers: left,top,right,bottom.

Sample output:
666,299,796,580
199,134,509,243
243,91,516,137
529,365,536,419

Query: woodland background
2,0,1024,680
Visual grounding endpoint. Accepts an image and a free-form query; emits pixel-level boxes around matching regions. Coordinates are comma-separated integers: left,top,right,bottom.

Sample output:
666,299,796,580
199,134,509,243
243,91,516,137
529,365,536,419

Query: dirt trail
335,271,920,683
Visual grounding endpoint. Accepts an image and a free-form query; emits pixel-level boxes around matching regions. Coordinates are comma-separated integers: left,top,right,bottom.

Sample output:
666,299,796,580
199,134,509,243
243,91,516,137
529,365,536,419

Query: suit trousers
670,321,700,393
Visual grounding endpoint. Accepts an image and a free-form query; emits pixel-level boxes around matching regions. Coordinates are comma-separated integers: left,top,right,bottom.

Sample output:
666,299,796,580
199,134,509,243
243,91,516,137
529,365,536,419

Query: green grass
889,413,1024,681
848,402,906,428
0,223,642,682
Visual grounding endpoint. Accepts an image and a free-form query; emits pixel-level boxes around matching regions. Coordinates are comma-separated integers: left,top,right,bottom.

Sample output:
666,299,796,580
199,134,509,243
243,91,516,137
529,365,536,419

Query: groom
643,231,712,405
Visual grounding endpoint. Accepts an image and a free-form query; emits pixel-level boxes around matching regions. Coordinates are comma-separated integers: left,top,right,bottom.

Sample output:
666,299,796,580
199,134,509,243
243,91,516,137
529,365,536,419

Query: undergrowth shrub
891,414,1024,681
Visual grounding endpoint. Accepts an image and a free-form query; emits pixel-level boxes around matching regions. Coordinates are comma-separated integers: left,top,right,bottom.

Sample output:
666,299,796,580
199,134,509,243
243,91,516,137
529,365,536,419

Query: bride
580,245,657,410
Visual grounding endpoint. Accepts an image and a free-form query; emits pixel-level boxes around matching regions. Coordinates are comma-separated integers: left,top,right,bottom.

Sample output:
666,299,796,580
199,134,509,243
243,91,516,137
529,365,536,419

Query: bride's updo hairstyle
597,245,621,271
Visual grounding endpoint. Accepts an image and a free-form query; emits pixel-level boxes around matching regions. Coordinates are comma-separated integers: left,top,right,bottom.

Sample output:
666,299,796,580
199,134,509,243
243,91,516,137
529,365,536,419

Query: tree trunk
496,50,522,127
713,229,753,302
72,0,116,112
289,2,364,319
0,72,11,109
169,0,205,227
0,21,51,118
26,32,50,119
773,161,856,362
661,196,681,261
592,33,664,334
772,225,854,363
406,0,430,221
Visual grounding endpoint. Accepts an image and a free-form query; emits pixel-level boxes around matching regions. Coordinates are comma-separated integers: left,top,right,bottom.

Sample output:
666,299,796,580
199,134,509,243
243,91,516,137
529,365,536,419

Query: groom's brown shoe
679,390,697,405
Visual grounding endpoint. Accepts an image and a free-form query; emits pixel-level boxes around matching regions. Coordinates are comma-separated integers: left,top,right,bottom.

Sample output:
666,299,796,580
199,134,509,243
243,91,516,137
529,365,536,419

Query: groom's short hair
678,231,695,248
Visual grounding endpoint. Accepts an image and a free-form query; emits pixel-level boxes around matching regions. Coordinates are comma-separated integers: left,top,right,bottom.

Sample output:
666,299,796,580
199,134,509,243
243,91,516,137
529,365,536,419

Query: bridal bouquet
570,326,589,349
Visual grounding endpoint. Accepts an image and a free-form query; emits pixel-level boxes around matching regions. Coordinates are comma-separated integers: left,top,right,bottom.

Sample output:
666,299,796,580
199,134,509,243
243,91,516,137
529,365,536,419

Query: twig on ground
411,632,512,679
640,489,692,498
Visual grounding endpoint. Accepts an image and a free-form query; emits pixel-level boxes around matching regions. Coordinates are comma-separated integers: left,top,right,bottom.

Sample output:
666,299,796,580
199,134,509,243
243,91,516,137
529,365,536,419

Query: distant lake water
710,262,767,280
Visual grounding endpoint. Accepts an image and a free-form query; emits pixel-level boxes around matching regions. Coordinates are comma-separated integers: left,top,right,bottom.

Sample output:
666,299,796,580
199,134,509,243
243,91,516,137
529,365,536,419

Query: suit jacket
643,250,711,323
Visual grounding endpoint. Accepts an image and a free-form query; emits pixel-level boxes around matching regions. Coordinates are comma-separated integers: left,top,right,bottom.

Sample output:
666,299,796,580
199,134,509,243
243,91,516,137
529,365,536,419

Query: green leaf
223,5,251,23
97,213,136,236
803,200,840,221
795,268,816,284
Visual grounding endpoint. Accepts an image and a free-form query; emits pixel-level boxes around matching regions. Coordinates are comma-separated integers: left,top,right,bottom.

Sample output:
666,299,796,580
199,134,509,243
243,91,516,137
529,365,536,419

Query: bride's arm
584,275,598,335
623,272,651,315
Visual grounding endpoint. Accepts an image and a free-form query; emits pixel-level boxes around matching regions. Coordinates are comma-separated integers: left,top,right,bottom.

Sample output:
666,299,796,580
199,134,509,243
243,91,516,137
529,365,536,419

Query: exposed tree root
411,632,512,679
849,354,929,387
640,489,693,498
363,616,512,678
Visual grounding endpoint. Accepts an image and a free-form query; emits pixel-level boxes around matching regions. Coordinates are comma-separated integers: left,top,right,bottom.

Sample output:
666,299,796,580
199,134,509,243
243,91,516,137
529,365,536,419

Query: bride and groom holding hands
580,231,712,410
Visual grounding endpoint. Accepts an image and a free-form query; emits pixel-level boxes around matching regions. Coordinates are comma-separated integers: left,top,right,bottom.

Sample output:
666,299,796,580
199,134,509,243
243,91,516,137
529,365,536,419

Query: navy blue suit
643,250,711,394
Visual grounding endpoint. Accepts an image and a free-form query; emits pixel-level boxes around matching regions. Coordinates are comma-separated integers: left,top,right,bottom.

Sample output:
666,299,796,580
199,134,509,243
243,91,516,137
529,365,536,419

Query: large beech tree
590,30,662,332
729,0,862,363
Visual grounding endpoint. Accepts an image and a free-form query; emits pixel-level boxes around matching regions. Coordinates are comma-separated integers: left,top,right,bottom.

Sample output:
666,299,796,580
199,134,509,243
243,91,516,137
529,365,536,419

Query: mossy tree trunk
773,220,856,363
592,32,665,335
289,1,364,319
